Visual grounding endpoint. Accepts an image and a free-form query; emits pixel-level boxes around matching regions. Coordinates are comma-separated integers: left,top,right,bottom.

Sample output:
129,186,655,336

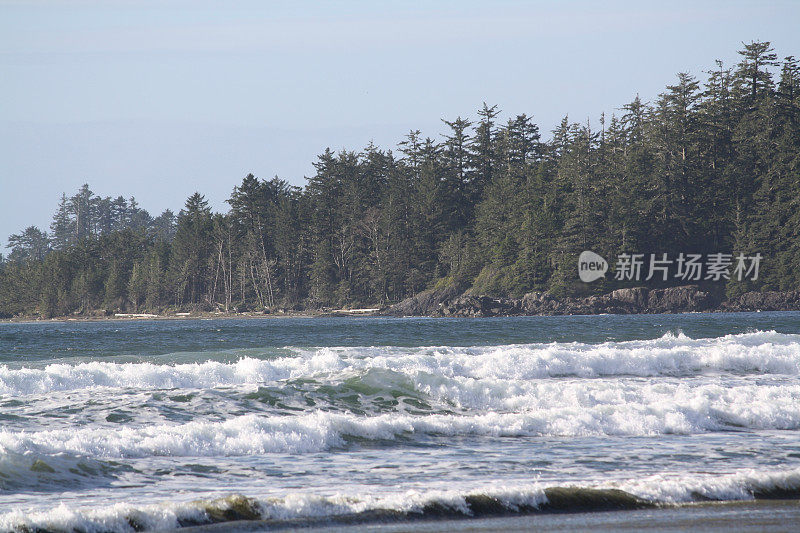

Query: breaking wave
3,377,800,459
4,327,800,531
2,331,800,396
2,468,799,532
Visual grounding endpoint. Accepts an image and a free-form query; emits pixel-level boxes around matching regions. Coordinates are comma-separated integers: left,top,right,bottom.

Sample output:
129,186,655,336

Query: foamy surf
2,330,800,396
2,468,799,532
3,377,800,459
3,317,800,532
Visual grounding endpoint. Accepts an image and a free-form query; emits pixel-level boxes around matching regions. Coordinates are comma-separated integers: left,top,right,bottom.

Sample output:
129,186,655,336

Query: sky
2,0,799,252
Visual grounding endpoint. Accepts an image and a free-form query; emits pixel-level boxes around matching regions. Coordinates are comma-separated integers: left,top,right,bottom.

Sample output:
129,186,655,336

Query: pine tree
441,117,473,230
170,193,213,306
70,184,95,241
8,226,50,262
470,103,501,204
50,193,73,250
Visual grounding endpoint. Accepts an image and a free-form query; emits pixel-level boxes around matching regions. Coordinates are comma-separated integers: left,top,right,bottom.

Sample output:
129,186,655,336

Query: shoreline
173,499,800,533
1,306,798,325
4,283,800,323
0,311,324,324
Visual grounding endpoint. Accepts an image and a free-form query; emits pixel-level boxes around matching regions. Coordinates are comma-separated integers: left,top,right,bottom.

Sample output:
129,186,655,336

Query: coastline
172,499,800,533
382,284,800,318
4,284,800,323
0,311,323,324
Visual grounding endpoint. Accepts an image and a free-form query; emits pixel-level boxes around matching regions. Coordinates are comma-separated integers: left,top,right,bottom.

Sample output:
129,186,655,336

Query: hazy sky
2,0,799,252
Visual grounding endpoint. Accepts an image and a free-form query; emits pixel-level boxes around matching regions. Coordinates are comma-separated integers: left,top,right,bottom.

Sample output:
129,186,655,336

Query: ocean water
1,313,799,531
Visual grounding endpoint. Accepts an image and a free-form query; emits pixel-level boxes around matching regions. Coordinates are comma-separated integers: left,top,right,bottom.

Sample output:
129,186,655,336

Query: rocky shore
384,285,800,317
7,285,800,322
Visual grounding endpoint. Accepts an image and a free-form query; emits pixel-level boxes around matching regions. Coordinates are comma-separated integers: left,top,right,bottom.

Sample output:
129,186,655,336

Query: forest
1,41,798,318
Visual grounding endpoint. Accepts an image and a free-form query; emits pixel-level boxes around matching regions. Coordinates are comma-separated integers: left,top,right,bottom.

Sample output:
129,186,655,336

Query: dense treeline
1,41,799,318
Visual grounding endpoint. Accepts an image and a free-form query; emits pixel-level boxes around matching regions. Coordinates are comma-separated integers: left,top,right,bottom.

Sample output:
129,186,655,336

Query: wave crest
3,468,799,532
2,331,800,397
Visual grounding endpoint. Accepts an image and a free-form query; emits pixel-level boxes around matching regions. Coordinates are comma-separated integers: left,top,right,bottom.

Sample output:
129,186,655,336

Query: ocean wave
3,378,800,459
0,447,119,492
2,331,800,397
2,468,799,532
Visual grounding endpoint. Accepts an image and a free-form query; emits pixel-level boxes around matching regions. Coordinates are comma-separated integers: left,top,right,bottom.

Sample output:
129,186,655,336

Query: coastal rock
645,285,712,313
383,282,467,316
551,285,711,315
721,290,800,311
407,285,713,317
608,287,649,307
439,295,521,317
385,284,800,317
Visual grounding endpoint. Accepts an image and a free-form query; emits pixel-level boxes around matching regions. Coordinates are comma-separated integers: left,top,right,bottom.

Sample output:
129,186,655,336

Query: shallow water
1,313,800,531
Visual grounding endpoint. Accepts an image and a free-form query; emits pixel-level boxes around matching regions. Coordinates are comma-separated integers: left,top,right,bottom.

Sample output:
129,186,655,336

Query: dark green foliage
1,41,799,317
8,226,49,262
170,193,213,306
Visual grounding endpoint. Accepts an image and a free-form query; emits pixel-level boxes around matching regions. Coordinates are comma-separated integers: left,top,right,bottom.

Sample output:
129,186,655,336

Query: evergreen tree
70,184,95,241
50,194,73,250
170,193,213,306
8,226,50,262
441,117,473,230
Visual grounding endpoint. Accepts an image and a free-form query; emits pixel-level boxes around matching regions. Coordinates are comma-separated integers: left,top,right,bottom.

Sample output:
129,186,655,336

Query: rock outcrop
385,285,716,317
720,290,800,312
384,282,467,316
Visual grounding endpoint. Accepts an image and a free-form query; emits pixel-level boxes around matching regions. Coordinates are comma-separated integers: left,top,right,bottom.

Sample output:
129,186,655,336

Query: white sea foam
1,467,798,532
2,374,800,459
616,467,800,503
2,331,800,397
